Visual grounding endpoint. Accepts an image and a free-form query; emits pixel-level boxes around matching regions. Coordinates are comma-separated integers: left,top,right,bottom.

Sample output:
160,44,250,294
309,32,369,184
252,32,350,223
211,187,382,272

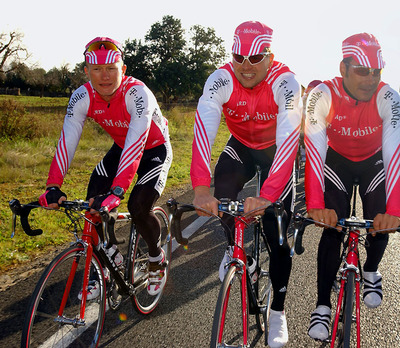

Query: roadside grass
0,96,229,273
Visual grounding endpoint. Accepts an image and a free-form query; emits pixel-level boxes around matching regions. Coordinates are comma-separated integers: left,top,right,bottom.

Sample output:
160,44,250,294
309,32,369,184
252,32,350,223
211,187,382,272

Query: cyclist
304,33,400,340
38,37,172,297
190,21,301,347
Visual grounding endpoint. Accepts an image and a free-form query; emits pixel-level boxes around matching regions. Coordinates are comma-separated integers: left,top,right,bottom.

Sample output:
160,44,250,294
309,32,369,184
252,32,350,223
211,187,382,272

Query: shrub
0,98,42,139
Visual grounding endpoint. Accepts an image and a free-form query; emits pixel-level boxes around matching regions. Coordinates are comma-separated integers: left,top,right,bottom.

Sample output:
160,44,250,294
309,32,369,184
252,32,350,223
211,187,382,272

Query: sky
3,0,400,91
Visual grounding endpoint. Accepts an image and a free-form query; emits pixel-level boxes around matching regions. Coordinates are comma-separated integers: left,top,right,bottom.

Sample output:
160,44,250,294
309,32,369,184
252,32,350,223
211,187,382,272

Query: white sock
149,251,163,263
268,309,288,348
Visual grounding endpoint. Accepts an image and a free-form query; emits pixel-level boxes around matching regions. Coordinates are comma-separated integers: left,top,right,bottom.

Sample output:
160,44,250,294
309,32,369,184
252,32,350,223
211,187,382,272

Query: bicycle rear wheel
131,206,171,314
210,265,249,348
21,244,106,348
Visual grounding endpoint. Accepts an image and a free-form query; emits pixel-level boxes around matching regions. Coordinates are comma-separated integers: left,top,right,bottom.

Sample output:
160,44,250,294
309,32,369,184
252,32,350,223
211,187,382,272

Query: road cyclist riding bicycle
190,20,301,347
39,36,173,298
303,32,400,341
289,180,400,347
11,194,172,347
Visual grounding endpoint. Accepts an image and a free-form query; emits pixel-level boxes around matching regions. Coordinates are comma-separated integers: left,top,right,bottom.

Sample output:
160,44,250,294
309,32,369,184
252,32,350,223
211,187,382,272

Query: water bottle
106,244,124,268
247,256,257,284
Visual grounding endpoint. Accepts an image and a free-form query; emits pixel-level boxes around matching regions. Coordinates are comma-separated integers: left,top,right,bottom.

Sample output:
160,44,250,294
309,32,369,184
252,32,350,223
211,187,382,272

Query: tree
144,15,188,104
0,30,30,74
26,68,47,96
123,39,153,85
5,62,30,90
70,62,88,91
45,65,72,96
123,15,227,104
187,25,227,99
145,15,186,64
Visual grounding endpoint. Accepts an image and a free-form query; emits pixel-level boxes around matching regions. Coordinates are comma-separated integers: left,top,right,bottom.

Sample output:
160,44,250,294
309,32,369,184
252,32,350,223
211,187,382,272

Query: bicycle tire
21,244,106,348
342,272,355,348
210,265,249,348
131,206,171,314
253,222,272,334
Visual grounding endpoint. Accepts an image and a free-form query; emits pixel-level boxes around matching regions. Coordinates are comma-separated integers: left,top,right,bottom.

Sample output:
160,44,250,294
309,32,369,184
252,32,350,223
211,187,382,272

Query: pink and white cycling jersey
191,61,301,202
46,75,169,192
304,77,400,216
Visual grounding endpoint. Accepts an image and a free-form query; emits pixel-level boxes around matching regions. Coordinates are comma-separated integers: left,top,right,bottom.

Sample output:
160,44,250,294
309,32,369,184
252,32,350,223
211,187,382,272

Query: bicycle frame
330,227,361,348
219,213,252,345
47,208,138,324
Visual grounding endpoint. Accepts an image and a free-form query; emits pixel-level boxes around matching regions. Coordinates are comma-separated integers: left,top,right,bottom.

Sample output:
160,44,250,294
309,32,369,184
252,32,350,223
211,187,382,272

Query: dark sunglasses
232,53,269,65
347,64,382,77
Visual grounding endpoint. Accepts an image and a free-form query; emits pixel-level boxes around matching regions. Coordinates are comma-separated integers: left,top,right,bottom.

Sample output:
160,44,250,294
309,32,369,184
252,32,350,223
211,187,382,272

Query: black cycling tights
317,228,388,307
128,185,162,258
214,137,294,311
317,149,389,307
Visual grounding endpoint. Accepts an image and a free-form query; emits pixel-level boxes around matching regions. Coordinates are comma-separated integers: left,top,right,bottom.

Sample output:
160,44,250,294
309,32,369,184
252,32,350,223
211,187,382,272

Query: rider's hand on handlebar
244,196,271,217
39,186,67,209
193,186,219,217
89,193,121,214
372,213,400,235
307,208,339,230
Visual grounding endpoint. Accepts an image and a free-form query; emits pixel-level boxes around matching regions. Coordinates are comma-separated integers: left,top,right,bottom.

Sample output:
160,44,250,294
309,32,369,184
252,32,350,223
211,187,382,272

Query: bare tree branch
0,30,30,74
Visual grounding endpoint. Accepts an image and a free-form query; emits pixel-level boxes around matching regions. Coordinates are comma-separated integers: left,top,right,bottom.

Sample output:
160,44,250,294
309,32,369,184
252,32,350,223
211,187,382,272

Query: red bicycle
292,183,400,348
9,198,173,348
168,196,285,347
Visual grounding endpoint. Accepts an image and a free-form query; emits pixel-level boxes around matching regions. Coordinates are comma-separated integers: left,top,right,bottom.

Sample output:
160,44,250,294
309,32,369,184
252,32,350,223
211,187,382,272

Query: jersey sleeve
304,83,331,210
111,84,155,191
46,86,90,187
259,72,301,202
190,68,233,188
377,85,400,217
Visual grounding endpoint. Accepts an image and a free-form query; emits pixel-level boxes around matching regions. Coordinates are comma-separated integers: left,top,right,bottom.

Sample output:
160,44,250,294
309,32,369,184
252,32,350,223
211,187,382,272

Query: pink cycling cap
342,33,385,69
232,21,273,56
84,37,123,65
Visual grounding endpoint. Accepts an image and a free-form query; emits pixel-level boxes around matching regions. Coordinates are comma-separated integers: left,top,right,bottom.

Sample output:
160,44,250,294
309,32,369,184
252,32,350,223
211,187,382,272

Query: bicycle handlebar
8,198,118,239
166,198,286,248
9,199,44,237
166,198,194,247
292,214,400,257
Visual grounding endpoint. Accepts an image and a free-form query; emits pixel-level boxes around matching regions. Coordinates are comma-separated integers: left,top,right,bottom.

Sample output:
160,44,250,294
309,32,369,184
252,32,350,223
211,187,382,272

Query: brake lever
273,200,284,246
11,213,16,238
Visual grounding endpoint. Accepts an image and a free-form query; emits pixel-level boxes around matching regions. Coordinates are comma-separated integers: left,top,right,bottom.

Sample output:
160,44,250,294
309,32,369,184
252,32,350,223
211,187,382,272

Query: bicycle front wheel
253,222,272,333
131,206,171,314
342,272,355,348
210,265,249,348
21,245,106,348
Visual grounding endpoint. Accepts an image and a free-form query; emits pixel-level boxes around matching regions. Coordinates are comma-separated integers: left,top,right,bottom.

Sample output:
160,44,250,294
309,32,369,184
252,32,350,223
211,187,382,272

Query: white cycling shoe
77,280,100,301
363,270,383,308
268,309,288,347
308,305,331,341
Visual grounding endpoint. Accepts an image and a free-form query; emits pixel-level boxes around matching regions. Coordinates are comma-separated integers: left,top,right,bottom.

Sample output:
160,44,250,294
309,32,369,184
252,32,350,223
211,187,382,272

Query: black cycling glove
39,187,67,207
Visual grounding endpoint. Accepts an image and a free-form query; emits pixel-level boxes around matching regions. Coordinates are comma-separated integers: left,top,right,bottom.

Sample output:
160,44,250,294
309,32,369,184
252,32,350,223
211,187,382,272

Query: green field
0,95,230,273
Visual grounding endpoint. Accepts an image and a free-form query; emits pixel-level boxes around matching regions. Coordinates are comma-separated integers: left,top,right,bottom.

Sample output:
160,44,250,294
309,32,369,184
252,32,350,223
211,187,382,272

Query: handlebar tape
294,215,313,255
167,198,194,246
104,210,126,245
9,199,43,236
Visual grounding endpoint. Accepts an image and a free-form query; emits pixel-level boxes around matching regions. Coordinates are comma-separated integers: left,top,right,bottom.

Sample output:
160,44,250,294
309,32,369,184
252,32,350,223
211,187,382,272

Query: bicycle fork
57,212,101,325
221,218,249,346
330,230,361,348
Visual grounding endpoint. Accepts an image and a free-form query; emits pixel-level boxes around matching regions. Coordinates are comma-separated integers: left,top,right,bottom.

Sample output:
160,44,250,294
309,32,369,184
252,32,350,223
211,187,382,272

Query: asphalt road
1,166,400,347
